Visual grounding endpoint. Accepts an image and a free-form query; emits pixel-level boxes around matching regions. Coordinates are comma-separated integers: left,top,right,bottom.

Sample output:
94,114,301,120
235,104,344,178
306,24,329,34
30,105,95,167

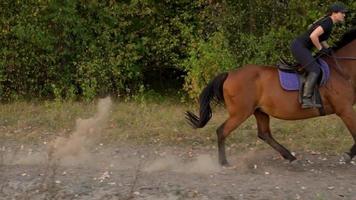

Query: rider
290,2,348,108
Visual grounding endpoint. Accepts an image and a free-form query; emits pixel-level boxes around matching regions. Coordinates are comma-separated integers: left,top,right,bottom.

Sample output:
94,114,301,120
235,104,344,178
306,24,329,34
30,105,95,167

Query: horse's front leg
337,107,356,160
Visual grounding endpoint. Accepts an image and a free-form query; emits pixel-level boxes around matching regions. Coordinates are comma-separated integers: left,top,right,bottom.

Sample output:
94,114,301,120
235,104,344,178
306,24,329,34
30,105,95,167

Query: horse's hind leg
254,109,296,162
216,97,254,166
336,107,356,160
216,115,249,166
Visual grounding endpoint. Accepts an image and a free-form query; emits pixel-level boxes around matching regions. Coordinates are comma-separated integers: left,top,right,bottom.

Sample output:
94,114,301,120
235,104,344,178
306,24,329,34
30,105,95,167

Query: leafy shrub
0,0,354,101
182,31,237,99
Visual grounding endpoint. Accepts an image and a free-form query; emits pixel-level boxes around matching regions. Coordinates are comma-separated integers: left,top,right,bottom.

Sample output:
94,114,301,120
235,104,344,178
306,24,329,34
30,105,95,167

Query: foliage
183,31,237,99
223,0,356,64
0,0,355,101
0,0,206,101
182,0,355,99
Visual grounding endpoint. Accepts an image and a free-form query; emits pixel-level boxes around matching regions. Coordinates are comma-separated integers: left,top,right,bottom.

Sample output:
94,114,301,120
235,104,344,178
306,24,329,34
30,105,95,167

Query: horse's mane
333,27,356,51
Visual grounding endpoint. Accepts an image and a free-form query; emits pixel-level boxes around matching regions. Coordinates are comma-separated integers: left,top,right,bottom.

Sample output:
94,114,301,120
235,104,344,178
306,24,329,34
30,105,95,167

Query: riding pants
290,39,321,75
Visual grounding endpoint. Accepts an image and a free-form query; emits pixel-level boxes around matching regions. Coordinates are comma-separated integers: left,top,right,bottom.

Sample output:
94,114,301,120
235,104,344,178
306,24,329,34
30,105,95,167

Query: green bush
180,0,355,99
0,0,205,101
182,31,237,99
0,0,354,101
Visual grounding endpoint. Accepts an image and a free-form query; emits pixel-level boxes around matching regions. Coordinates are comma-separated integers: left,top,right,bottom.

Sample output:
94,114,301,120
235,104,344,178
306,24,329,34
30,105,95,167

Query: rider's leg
302,68,321,108
290,40,321,108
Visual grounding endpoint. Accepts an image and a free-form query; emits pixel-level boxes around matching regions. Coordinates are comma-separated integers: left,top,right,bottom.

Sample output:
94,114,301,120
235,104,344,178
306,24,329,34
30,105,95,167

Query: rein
296,54,356,74
333,56,356,60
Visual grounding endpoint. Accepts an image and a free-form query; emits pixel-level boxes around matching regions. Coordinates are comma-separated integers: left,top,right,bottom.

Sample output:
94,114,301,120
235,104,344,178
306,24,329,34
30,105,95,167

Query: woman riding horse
291,2,348,108
186,4,356,166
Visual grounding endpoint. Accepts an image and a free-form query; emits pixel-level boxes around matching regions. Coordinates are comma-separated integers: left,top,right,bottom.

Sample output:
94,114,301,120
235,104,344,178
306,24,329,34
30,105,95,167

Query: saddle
276,58,330,115
277,58,303,73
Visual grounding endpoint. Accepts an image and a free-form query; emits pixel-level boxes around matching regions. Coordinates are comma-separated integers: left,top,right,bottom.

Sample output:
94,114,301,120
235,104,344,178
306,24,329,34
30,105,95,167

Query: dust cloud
12,152,47,165
0,97,112,167
48,97,112,165
144,154,221,174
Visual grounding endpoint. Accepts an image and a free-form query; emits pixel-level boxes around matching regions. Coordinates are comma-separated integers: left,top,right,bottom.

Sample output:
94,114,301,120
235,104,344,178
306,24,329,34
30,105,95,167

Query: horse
186,28,356,166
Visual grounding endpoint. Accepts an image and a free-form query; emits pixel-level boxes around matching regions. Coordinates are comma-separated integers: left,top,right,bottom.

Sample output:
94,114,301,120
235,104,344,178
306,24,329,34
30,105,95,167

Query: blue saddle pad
278,58,330,91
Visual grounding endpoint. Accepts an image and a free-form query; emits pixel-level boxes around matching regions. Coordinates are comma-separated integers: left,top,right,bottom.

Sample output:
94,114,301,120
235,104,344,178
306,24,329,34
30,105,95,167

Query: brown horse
186,28,356,166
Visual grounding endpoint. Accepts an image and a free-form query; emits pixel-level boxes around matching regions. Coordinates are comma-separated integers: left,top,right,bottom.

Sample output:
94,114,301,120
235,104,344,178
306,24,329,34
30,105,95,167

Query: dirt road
0,143,355,200
1,98,355,199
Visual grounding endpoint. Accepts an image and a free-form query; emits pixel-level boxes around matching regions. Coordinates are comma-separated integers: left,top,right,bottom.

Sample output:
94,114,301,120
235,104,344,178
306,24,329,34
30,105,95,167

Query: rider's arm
309,26,324,50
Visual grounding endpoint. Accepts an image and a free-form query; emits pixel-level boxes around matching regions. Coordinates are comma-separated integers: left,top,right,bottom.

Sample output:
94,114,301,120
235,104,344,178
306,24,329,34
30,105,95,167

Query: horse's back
226,64,276,80
223,65,273,113
224,64,324,120
223,64,274,96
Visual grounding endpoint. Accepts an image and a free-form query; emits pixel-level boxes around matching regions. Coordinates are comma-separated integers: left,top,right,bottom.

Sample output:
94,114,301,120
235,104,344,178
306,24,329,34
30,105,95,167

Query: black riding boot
302,72,321,109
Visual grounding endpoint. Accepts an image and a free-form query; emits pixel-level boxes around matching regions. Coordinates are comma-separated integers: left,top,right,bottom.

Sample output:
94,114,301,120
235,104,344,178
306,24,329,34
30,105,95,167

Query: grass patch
0,99,352,154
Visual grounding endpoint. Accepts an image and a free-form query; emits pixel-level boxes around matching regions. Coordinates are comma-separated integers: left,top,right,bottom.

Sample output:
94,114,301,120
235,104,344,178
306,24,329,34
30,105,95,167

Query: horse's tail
185,73,228,129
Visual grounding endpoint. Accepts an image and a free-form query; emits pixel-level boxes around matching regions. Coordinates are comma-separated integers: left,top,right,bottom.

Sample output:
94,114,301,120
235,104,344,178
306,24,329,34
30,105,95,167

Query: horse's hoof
282,152,296,162
289,159,306,171
339,152,352,164
222,163,236,170
220,160,230,167
288,156,297,162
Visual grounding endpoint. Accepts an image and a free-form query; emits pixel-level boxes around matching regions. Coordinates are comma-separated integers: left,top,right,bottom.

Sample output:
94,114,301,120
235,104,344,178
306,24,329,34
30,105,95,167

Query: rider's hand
319,47,332,56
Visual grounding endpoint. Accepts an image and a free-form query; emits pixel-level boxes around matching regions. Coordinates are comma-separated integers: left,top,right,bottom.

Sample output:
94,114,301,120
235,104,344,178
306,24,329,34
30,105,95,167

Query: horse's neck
335,40,356,56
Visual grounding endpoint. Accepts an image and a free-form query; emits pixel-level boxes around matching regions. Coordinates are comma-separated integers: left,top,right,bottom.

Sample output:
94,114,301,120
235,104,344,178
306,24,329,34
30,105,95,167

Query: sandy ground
0,143,355,200
1,98,355,200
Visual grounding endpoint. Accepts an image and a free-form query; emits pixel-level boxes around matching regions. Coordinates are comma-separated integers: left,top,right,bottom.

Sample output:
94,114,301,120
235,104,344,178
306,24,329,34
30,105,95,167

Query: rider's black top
296,17,334,49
